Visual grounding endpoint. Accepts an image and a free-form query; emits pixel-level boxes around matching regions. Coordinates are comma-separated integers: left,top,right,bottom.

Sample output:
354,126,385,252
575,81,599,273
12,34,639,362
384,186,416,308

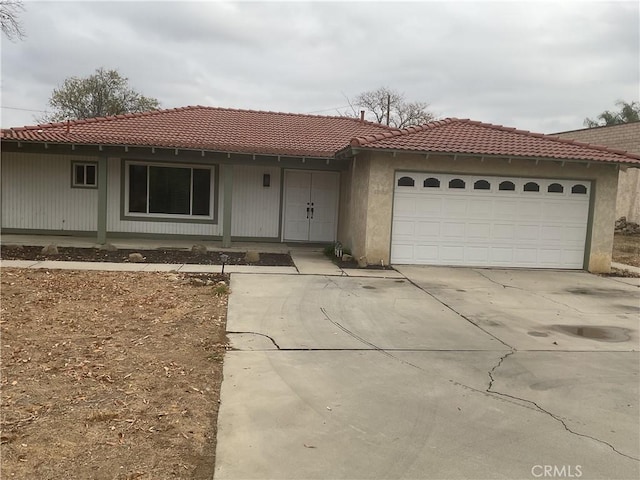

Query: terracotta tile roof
0,105,394,158
349,118,640,165
4,109,638,165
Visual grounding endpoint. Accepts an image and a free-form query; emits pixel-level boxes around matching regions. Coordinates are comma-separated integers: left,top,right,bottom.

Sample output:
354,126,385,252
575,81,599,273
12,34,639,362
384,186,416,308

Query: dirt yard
1,268,228,480
613,233,640,267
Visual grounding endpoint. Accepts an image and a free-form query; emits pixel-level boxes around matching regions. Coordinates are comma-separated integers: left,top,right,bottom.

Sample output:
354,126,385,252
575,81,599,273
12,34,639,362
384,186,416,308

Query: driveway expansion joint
400,273,515,350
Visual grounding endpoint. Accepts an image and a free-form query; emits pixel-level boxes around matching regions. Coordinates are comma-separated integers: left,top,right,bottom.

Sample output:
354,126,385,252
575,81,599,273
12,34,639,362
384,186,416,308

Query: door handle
306,207,310,219
310,207,314,219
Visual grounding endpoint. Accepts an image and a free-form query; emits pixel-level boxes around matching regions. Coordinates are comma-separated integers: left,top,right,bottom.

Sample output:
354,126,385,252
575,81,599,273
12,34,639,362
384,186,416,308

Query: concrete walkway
0,259,297,274
0,257,406,277
612,261,640,275
0,234,408,277
2,234,636,278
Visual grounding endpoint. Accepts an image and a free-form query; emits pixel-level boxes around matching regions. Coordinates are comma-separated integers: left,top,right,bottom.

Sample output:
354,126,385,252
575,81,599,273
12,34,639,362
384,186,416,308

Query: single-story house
553,122,640,224
2,106,639,272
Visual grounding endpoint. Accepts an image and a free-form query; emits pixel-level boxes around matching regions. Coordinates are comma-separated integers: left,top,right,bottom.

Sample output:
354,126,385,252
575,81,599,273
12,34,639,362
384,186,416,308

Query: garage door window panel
548,183,564,194
423,177,440,188
448,178,466,189
398,176,415,187
499,181,516,191
571,184,587,194
474,180,491,190
524,182,540,192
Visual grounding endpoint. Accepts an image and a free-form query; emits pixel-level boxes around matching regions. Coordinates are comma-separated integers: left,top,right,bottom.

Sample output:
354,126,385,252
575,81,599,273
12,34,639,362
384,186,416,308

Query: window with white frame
72,162,98,188
125,162,214,218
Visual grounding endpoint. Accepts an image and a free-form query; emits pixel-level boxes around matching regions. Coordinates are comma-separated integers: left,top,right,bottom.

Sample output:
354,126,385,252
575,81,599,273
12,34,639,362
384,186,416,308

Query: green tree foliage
584,100,640,128
344,86,435,128
41,68,160,123
1,0,25,41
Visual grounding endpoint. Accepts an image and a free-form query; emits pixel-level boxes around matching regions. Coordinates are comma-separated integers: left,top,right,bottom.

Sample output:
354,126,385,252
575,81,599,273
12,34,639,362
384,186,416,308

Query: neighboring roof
0,106,394,158
553,121,640,135
552,122,640,157
349,118,640,165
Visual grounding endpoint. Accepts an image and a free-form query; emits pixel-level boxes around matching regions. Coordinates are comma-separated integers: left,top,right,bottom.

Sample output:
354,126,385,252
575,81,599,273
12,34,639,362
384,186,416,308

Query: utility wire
304,104,353,114
1,106,48,113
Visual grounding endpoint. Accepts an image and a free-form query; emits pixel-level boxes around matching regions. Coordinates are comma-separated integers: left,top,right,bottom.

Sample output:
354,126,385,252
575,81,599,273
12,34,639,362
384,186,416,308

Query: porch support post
97,155,108,244
222,164,233,247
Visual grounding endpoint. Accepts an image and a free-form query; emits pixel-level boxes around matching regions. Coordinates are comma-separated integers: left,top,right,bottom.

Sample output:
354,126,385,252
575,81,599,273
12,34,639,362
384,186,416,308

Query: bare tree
584,100,640,128
344,87,435,128
1,0,25,41
39,68,160,123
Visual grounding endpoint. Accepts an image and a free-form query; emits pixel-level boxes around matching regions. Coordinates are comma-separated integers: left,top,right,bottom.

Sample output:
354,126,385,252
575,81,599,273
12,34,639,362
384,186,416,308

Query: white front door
283,171,339,242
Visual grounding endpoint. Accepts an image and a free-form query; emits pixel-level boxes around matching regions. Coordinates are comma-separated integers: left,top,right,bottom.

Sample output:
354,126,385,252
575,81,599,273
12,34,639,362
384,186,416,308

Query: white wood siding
1,152,98,231
2,155,283,239
106,159,222,236
231,165,281,238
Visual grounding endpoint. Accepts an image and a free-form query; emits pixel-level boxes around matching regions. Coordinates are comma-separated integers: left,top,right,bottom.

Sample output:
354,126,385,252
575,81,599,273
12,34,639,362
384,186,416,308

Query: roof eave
337,145,638,166
0,138,338,161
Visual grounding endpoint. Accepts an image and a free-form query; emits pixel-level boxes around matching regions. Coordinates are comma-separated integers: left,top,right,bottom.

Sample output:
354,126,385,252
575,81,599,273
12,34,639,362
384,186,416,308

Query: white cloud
1,0,638,133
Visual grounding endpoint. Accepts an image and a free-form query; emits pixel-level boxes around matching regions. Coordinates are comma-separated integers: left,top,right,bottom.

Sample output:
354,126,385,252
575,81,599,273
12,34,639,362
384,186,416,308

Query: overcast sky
1,0,638,133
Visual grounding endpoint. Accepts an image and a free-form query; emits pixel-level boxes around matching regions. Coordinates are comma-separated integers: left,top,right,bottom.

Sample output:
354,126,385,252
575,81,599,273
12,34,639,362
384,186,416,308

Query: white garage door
391,173,591,268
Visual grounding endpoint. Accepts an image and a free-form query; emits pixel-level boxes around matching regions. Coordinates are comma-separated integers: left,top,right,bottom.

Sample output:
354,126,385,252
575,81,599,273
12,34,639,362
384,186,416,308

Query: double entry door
283,170,339,242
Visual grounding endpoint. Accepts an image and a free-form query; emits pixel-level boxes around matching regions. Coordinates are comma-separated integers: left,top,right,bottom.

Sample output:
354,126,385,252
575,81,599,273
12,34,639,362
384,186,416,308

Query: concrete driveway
214,268,639,480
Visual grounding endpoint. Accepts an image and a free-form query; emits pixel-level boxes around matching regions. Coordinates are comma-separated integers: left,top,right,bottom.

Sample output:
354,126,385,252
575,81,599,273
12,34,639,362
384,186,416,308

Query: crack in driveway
227,331,282,349
400,273,639,463
474,269,639,314
229,273,639,464
486,350,640,462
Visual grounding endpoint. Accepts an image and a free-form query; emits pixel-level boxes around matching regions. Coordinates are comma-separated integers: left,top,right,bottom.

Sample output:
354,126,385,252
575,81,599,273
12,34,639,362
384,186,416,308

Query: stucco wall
554,123,640,223
340,151,618,273
346,154,372,259
337,167,352,245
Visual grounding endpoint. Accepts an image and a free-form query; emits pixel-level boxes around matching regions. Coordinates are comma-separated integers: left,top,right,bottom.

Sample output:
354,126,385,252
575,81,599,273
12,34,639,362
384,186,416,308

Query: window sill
122,214,217,225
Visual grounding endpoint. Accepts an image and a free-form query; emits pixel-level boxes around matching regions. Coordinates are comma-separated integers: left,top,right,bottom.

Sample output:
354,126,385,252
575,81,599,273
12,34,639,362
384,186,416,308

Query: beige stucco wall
337,167,352,246
341,151,619,273
347,155,372,259
554,123,640,223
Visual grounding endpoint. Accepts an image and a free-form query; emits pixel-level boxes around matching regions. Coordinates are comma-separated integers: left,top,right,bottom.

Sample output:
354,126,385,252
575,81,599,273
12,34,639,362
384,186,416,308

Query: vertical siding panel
231,165,281,237
3,155,282,238
1,152,98,231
